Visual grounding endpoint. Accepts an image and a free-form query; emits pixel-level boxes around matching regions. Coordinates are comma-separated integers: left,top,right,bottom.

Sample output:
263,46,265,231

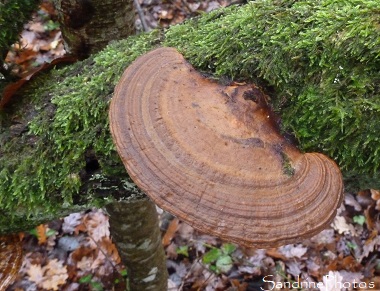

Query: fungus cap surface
109,47,343,247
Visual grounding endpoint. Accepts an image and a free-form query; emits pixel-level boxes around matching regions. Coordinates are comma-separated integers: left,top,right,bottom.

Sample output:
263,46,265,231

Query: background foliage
0,0,40,76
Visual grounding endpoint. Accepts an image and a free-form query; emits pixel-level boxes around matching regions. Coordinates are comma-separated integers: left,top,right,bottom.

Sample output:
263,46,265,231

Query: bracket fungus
109,47,343,248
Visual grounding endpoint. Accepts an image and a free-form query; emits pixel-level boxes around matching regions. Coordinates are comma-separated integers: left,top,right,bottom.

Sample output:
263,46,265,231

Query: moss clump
0,31,162,232
165,0,380,190
1,0,380,232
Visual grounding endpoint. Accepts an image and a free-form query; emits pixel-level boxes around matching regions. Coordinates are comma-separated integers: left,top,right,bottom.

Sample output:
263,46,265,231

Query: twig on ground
133,0,150,32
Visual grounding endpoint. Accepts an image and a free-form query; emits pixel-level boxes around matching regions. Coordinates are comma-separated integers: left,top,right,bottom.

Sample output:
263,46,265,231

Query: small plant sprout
202,243,236,274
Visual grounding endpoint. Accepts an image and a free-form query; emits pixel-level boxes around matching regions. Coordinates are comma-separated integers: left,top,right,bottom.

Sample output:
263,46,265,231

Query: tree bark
54,0,135,58
106,199,168,291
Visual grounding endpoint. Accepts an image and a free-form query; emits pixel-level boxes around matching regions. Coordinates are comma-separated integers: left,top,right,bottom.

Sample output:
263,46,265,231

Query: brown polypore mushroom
109,47,343,247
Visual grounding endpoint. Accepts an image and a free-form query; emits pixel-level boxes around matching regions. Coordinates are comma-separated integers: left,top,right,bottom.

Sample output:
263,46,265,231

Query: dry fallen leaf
91,237,121,276
83,209,110,246
36,224,47,245
26,259,68,290
306,257,321,277
332,215,357,236
76,255,94,273
0,56,77,109
364,205,376,231
286,260,304,277
265,248,287,261
230,278,248,291
310,228,335,245
41,259,68,290
360,234,380,261
26,264,45,285
177,222,194,241
342,256,362,272
162,217,180,247
370,189,380,211
278,244,308,259
339,270,364,286
62,212,83,234
345,193,362,211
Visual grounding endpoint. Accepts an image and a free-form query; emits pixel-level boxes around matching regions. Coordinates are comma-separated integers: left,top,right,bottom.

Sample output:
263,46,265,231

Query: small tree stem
105,199,168,291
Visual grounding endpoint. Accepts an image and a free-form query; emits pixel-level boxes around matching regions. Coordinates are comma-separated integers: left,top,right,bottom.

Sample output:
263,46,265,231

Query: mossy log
1,0,379,233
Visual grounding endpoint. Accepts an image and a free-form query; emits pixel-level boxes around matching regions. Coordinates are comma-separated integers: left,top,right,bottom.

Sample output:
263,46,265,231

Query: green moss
281,153,295,177
0,31,163,232
1,0,380,232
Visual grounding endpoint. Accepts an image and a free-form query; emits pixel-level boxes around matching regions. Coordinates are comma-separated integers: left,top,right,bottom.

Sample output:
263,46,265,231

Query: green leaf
90,281,103,291
79,274,93,284
221,243,236,255
353,215,365,226
203,248,222,264
216,255,233,273
119,269,128,277
176,245,189,257
46,229,56,237
209,265,217,273
28,228,38,238
346,241,357,250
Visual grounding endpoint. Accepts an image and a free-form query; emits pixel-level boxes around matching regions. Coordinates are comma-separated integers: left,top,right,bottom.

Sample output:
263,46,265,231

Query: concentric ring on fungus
109,47,343,248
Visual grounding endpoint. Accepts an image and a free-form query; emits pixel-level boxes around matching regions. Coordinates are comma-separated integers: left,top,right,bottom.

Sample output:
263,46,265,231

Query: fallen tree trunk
0,0,379,262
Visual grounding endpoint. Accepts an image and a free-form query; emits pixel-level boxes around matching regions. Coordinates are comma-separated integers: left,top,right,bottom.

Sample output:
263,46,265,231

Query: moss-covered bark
0,0,379,233
0,31,163,232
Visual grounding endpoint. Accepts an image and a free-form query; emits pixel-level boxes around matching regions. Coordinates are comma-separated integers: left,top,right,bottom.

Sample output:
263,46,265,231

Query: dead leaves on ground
27,259,68,291
10,209,123,291
135,0,234,31
163,189,380,290
4,0,65,77
6,191,380,290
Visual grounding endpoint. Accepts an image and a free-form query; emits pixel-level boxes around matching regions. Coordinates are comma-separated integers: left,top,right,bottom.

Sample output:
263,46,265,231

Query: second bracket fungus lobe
109,47,343,248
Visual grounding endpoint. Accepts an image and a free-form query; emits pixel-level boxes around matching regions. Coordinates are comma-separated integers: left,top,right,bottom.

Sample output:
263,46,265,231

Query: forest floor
4,1,380,290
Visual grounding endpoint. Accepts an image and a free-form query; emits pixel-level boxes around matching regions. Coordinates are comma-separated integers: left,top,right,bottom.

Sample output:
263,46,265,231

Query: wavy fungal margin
109,47,343,247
